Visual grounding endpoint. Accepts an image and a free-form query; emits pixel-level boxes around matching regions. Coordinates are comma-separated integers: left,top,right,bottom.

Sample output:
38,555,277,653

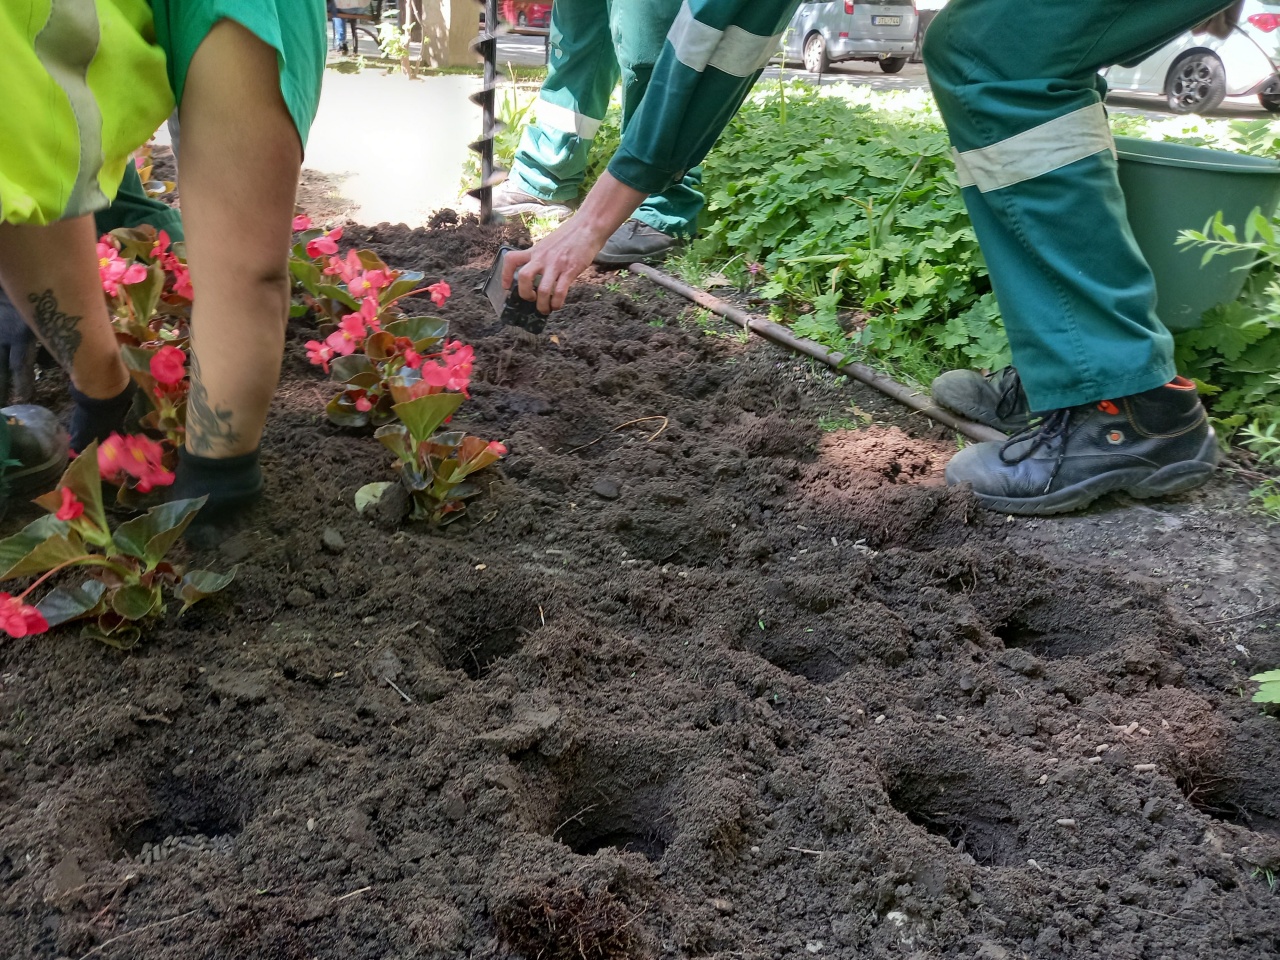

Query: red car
501,0,551,29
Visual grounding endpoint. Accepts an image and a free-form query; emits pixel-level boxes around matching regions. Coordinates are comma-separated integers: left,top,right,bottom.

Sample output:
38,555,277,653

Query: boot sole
971,431,1220,516
592,245,675,267
7,448,68,498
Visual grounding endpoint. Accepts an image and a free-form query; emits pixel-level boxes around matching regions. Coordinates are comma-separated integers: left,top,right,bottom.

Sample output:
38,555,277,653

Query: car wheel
1166,51,1226,114
1260,77,1280,113
879,56,907,74
803,32,829,74
517,11,527,26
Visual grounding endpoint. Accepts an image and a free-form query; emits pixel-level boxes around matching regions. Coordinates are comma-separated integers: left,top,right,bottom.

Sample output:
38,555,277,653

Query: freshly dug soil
3,216,1279,960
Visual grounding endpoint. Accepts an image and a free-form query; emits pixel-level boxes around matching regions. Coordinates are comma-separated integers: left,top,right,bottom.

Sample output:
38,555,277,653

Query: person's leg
924,0,1230,513
177,19,301,470
609,0,701,241
0,217,139,449
501,0,617,207
923,0,1232,412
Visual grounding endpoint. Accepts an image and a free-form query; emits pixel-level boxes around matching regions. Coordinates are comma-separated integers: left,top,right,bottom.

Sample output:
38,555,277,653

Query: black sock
173,447,264,522
68,380,137,453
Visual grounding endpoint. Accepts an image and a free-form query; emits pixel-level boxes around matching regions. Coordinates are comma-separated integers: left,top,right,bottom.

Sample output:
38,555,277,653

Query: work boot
931,365,1031,433
593,219,679,266
944,377,1219,516
68,380,139,454
491,184,572,221
171,447,264,546
2,405,69,497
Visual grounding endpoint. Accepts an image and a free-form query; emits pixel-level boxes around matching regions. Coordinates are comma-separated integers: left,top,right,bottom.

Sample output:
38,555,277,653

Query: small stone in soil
219,536,253,563
322,527,347,554
287,587,315,608
592,478,621,500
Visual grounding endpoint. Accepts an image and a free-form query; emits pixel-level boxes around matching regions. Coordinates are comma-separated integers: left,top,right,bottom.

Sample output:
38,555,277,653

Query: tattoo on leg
185,348,240,454
27,289,82,367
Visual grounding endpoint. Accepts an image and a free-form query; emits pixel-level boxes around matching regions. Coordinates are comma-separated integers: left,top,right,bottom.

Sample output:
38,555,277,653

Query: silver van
781,0,920,74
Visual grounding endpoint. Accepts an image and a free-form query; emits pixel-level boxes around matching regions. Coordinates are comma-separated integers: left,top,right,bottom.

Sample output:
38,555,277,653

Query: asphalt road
496,35,1273,121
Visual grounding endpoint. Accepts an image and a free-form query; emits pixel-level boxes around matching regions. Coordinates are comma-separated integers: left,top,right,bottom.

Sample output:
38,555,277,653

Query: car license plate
872,15,902,25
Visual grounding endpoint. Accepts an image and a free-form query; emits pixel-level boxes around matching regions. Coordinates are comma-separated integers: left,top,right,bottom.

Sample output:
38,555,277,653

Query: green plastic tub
1115,136,1280,332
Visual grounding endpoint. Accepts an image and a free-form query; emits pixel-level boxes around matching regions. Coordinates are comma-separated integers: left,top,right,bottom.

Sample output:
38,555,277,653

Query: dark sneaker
931,365,1031,433
492,185,572,220
944,377,1219,516
3,405,69,497
593,219,678,266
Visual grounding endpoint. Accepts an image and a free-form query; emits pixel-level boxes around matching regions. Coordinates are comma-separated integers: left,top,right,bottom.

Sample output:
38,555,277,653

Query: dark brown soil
3,216,1280,960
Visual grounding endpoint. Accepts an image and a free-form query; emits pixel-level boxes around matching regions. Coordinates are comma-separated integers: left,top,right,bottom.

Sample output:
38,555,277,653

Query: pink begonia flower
306,226,343,258
348,268,394,299
292,214,312,232
305,340,336,372
171,263,194,300
152,230,172,260
487,441,507,457
441,340,473,395
417,363,451,391
324,249,361,281
356,295,382,333
0,593,48,638
324,315,367,357
427,281,451,308
97,241,148,297
402,348,423,370
98,433,174,493
149,345,187,386
55,487,85,522
354,394,373,413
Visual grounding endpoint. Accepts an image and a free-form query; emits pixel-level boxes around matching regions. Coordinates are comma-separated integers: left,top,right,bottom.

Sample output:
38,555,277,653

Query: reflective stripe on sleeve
34,0,106,214
669,0,782,77
952,103,1116,193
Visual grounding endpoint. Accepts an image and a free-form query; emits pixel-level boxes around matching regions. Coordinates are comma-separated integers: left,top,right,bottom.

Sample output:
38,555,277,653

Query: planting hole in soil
4,216,1280,959
882,739,1024,868
111,771,248,862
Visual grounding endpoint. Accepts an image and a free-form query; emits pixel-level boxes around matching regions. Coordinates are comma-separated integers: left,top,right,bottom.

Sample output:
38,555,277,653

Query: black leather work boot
944,377,1219,515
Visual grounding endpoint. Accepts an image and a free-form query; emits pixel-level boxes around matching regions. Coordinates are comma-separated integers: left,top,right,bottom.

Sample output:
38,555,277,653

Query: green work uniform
95,160,184,239
149,0,327,149
924,0,1236,412
508,0,708,238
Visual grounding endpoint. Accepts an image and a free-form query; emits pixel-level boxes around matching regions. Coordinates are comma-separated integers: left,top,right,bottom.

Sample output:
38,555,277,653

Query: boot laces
999,407,1074,495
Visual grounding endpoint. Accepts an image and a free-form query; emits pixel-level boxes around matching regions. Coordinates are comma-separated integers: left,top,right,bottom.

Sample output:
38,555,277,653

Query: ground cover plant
1,217,1277,960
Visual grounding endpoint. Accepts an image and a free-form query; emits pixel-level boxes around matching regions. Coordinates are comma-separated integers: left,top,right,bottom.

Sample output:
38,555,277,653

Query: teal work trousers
924,0,1234,411
508,0,703,237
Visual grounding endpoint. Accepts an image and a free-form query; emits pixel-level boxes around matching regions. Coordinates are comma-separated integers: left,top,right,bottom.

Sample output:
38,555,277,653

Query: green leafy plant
99,226,195,454
361,391,507,525
692,82,1005,382
289,217,458,429
1251,668,1280,704
1178,208,1280,516
0,443,233,647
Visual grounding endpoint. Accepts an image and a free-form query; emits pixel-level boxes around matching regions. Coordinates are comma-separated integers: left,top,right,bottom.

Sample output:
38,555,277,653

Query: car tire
1260,77,1280,113
1166,51,1227,114
803,32,830,74
879,56,907,74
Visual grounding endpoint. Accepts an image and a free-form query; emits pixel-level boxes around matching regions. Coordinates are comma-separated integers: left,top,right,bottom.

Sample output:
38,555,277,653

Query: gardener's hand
502,172,646,314
0,291,37,404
